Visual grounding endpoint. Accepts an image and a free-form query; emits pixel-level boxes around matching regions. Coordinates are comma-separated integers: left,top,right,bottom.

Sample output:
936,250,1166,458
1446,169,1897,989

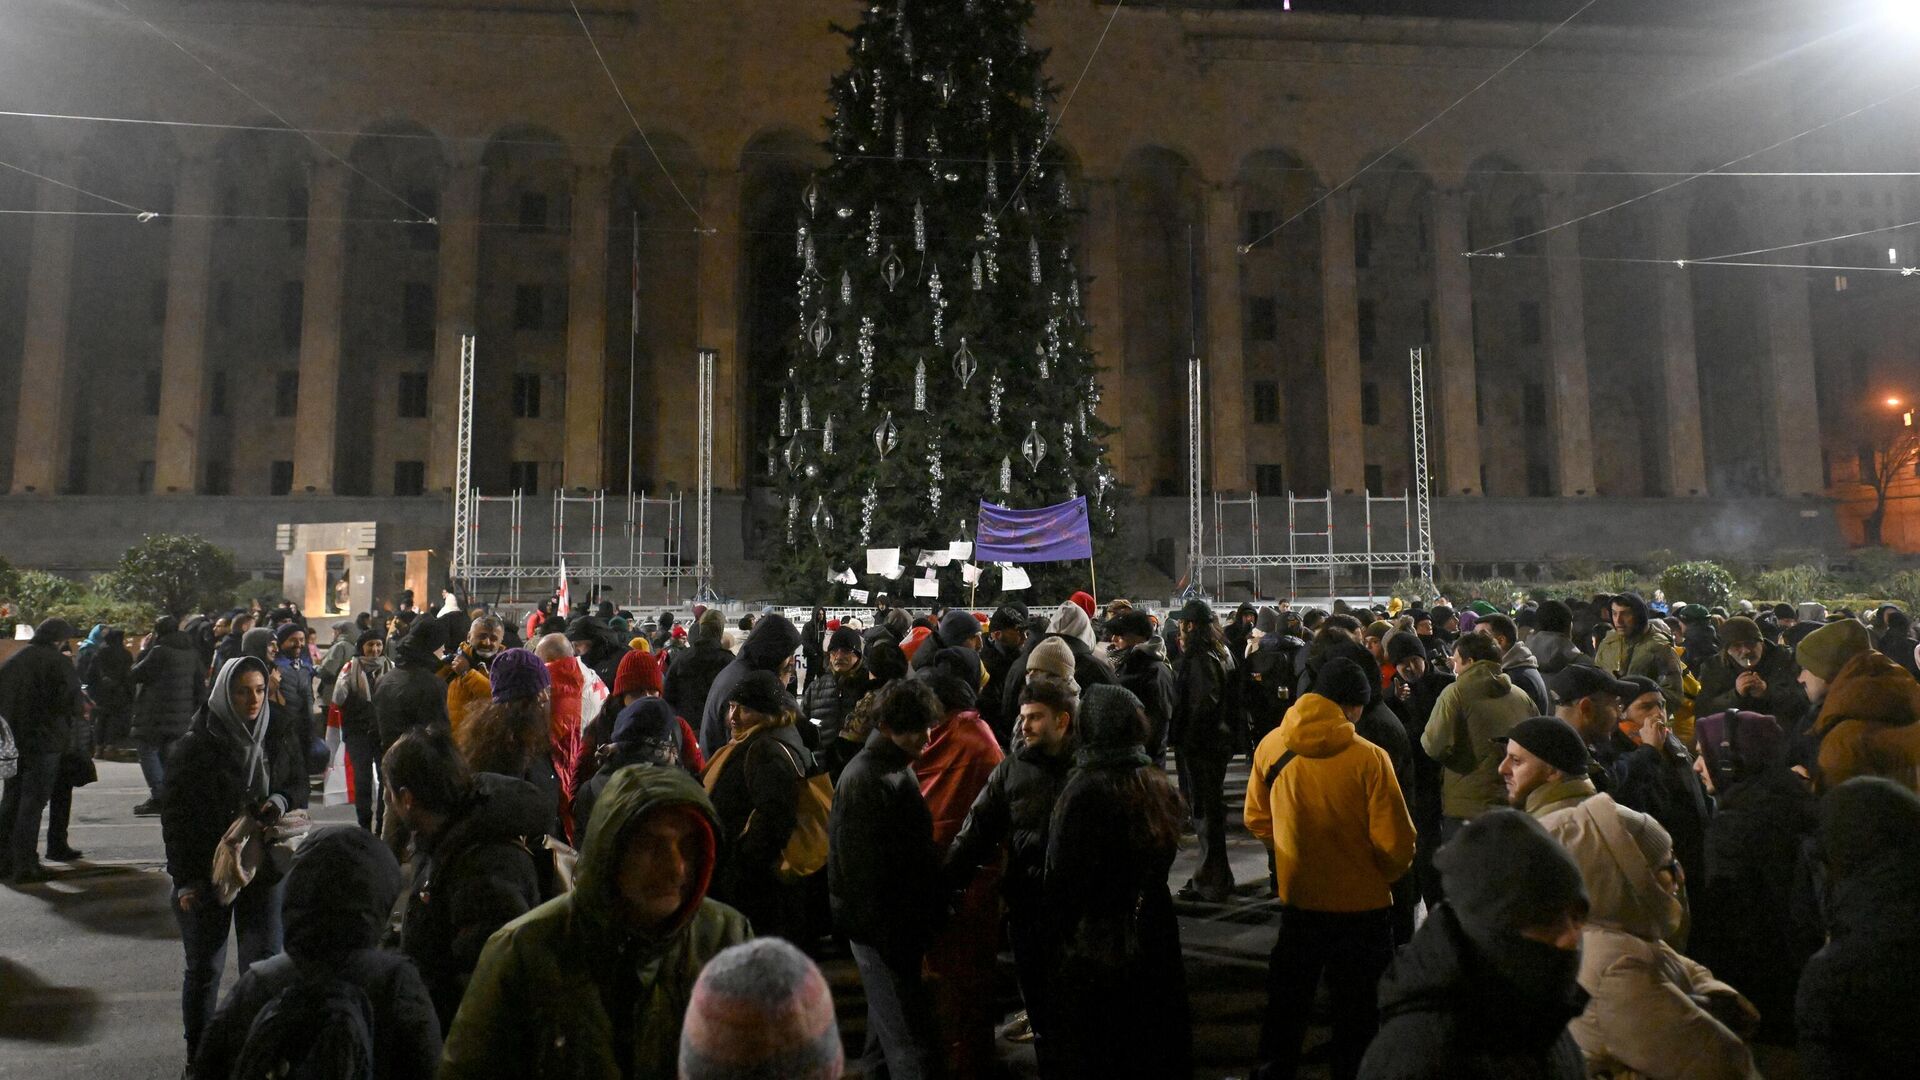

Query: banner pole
1089,556,1098,610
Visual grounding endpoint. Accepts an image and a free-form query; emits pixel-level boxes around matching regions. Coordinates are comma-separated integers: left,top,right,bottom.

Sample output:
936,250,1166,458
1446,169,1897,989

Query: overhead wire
993,0,1124,222
1238,0,1603,253
0,155,152,216
565,0,708,231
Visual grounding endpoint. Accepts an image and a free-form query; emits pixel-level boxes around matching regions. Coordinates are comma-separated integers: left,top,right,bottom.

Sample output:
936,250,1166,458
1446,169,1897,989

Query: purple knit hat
488,647,550,702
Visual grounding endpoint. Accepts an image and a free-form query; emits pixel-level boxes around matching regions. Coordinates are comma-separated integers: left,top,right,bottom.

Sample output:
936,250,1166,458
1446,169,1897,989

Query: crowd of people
1,584,1918,1078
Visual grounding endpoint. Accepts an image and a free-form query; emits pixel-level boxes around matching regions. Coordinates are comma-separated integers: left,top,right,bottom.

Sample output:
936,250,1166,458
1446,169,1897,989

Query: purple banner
974,497,1093,563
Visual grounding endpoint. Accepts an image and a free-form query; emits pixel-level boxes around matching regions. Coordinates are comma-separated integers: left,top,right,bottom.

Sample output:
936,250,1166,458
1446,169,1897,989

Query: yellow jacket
1244,693,1416,912
445,668,491,736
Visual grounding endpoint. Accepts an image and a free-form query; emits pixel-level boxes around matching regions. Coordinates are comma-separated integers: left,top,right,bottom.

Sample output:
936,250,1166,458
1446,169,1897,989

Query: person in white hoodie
1539,793,1762,1079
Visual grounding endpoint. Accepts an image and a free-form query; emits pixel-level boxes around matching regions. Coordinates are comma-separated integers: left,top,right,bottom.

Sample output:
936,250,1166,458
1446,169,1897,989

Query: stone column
695,170,742,489
1543,193,1597,496
1320,188,1365,494
153,153,219,493
428,162,483,492
1082,178,1131,481
1429,188,1482,495
563,163,611,491
1763,264,1826,497
8,174,79,494
1653,200,1708,496
1203,185,1250,492
291,159,350,494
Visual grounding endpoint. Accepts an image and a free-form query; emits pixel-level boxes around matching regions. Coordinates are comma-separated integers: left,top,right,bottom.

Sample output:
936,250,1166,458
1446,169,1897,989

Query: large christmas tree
766,0,1118,604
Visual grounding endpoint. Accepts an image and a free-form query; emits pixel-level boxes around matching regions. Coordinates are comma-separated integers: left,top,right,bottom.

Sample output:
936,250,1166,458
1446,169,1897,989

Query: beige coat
1539,794,1760,1080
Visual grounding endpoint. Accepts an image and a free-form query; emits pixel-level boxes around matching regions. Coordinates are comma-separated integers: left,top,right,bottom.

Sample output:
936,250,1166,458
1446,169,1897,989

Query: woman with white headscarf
159,655,305,1065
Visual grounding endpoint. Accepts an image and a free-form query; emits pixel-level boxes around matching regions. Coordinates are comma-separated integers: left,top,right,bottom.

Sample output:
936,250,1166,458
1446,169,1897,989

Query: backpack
766,739,834,882
227,973,377,1080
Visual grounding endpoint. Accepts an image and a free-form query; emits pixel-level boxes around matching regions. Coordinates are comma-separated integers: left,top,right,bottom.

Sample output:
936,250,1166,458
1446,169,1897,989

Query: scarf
1075,744,1152,770
333,655,390,707
208,656,274,804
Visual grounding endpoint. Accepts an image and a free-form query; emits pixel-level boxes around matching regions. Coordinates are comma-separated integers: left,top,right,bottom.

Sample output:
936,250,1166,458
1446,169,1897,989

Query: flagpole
626,210,639,497
1089,556,1098,611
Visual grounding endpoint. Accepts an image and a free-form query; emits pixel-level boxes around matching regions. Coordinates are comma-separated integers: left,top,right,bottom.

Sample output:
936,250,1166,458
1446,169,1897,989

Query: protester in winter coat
1478,614,1549,714
1795,776,1920,1077
271,622,319,773
315,618,357,703
1244,659,1416,1080
188,826,440,1079
1382,632,1452,906
443,615,503,736
828,678,946,1080
1046,684,1191,1078
801,626,868,744
575,698,692,832
944,675,1077,1073
455,648,562,846
328,631,390,831
1419,633,1534,838
701,670,810,941
977,606,1028,745
531,634,588,841
996,604,1117,721
697,614,801,755
1359,810,1590,1080
1539,793,1762,1079
1803,639,1920,793
1526,600,1588,675
382,727,546,1030
666,609,734,731
566,615,627,691
591,649,701,781
1172,597,1238,902
1594,593,1686,715
160,656,305,1060
1109,609,1176,764
1246,619,1309,744
1694,616,1810,737
1688,710,1818,1046
440,765,751,1078
81,626,135,750
0,619,81,883
908,609,986,674
1495,716,1597,817
130,616,206,815
375,616,450,754
1611,674,1713,885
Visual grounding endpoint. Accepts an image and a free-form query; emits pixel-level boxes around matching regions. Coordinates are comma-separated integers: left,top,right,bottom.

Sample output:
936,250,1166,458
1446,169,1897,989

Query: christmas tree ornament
1078,404,1087,437
1013,191,1029,215
861,482,876,546
881,246,905,292
840,269,852,305
1062,420,1073,459
953,338,978,388
985,149,999,203
804,176,820,217
1057,173,1072,209
874,411,899,458
795,220,807,260
970,253,984,291
928,437,943,516
811,496,835,541
1036,341,1049,380
868,207,880,258
913,199,926,251
858,317,876,410
803,233,821,279
989,372,1004,423
929,265,945,345
1022,421,1047,470
893,113,905,159
763,436,779,478
902,25,914,65
914,359,928,411
779,392,792,437
783,433,804,476
823,414,835,455
799,394,812,431
807,311,833,356
1028,235,1041,284
999,456,1011,493
836,205,854,219
787,496,799,543
805,462,819,480
938,68,954,105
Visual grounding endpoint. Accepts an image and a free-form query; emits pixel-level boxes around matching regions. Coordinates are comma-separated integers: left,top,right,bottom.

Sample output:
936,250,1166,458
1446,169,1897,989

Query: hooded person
1800,622,1920,793
188,827,441,1079
160,655,307,1059
130,615,208,817
374,616,451,754
1539,794,1762,1079
439,766,752,1079
908,608,986,673
575,698,694,833
566,616,628,692
1525,601,1587,676
1594,593,1686,716
697,613,801,756
1795,777,1920,1076
1361,810,1590,1080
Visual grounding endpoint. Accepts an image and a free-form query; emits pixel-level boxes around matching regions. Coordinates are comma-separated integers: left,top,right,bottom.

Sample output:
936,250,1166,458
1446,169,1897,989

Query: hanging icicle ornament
803,176,819,217
901,23,914,65
810,496,834,541
981,212,1001,282
874,411,899,459
979,57,994,126
1022,422,1047,470
926,130,942,182
914,359,928,411
914,201,928,254
860,482,876,546
986,149,1000,204
803,233,821,279
795,220,808,261
999,456,1012,493
778,392,791,437
1062,421,1074,460
871,69,885,131
938,68,954,105
881,246,905,292
1036,341,1049,381
822,414,835,455
840,269,852,306
989,372,1004,423
928,439,943,516
1029,235,1042,285
893,113,906,160
787,496,799,544
799,395,811,431
953,337,978,388
1058,173,1073,209
807,311,832,357
929,265,946,345
970,252,984,291
1067,278,1083,314
1078,404,1088,438
858,317,876,410
867,207,881,259
763,436,779,478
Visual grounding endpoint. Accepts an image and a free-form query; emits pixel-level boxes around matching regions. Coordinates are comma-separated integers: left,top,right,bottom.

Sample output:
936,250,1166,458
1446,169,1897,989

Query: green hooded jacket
438,765,751,1080
1420,659,1536,820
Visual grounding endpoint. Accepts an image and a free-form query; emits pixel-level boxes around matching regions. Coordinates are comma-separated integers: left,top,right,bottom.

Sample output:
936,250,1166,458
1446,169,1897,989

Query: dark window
1255,463,1286,497
1357,299,1377,359
205,459,231,496
275,370,300,418
1518,300,1542,346
1251,379,1280,425
518,192,549,234
66,425,88,494
1244,209,1276,251
143,369,162,416
509,460,541,493
512,373,542,419
215,281,234,330
402,282,435,350
150,280,168,324
1860,445,1878,484
1361,381,1381,426
409,189,439,251
1246,296,1277,342
393,460,426,496
1475,384,1486,426
1526,460,1552,497
210,371,228,417
286,186,308,248
1365,464,1384,493
398,372,429,418
280,280,304,349
136,460,155,494
1523,382,1548,426
269,460,294,496
1353,211,1373,269
514,284,546,331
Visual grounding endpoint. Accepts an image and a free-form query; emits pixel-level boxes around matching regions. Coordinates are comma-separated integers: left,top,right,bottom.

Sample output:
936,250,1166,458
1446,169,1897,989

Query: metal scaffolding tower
1181,356,1206,598
450,334,476,593
693,347,718,603
1408,346,1437,583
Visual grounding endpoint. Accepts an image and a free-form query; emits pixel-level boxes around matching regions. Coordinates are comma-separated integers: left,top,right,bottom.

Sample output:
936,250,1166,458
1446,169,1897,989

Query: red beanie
612,649,661,698
827,618,841,631
1069,591,1095,618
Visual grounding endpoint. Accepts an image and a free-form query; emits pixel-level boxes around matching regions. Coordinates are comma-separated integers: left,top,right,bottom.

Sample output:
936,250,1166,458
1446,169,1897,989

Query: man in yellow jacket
1244,657,1416,1080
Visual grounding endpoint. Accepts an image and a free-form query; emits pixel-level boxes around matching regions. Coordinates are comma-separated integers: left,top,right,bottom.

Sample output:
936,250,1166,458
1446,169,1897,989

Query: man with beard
802,626,869,745
977,606,1028,747
1494,716,1596,818
444,614,503,737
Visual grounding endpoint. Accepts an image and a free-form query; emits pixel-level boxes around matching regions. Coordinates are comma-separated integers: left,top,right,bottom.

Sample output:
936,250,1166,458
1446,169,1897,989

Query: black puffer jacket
400,773,548,1030
800,663,866,744
1114,639,1176,760
0,628,80,755
374,621,450,753
1360,903,1587,1080
131,631,203,744
997,632,1116,721
664,641,734,739
1695,642,1810,738
190,827,441,1080
943,742,1072,911
698,615,801,754
828,730,941,955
